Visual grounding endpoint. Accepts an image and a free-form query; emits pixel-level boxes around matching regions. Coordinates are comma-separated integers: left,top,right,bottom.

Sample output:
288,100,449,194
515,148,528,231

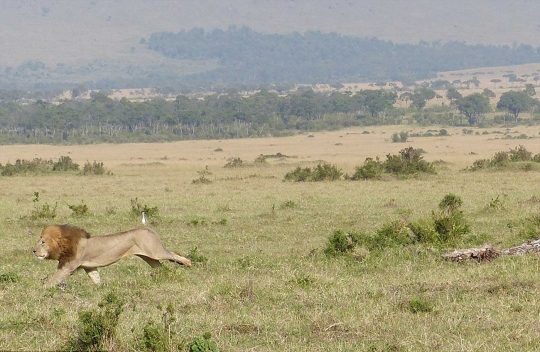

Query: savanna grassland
1,125,540,351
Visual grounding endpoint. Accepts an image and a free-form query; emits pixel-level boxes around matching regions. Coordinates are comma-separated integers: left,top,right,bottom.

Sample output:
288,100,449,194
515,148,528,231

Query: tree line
0,85,538,144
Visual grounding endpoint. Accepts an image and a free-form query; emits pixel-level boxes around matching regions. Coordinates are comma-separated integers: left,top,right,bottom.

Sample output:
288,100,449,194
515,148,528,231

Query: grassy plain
1,125,540,351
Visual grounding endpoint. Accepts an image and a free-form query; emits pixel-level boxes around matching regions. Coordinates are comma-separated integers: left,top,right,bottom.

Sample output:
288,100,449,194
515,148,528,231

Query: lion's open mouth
35,255,46,260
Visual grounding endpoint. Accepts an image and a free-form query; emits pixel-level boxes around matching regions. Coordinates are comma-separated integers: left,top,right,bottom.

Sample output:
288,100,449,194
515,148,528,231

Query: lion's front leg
44,264,77,289
84,268,101,285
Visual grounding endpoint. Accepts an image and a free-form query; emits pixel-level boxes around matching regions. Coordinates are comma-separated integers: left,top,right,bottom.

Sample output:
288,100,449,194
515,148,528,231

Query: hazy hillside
2,0,540,67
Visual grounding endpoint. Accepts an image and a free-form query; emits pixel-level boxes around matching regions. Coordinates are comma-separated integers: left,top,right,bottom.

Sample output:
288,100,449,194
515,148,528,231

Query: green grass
2,127,540,351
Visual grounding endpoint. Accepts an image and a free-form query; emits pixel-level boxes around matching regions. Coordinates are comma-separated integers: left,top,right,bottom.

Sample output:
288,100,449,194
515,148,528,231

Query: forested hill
148,27,540,85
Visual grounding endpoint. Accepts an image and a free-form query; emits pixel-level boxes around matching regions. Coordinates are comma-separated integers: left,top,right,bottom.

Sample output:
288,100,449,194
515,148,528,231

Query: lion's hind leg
169,251,191,267
134,235,191,267
136,255,163,268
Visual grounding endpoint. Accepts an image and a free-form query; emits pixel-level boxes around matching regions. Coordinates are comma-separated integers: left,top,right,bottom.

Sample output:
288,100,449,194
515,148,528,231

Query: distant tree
446,88,462,101
525,83,536,97
354,89,397,117
482,88,496,98
533,75,540,86
446,88,462,111
429,80,451,90
411,88,436,109
490,78,501,88
456,93,491,125
503,74,518,83
497,90,536,122
399,92,413,108
469,76,481,88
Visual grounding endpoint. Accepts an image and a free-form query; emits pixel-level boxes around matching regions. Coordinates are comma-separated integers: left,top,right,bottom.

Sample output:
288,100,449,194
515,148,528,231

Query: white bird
141,211,147,225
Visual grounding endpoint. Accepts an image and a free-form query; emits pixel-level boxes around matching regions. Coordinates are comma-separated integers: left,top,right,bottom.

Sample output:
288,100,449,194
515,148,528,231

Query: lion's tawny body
32,224,191,288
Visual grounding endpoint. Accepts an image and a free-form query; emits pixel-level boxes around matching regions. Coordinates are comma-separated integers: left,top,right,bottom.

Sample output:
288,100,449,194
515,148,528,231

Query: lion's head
32,225,91,262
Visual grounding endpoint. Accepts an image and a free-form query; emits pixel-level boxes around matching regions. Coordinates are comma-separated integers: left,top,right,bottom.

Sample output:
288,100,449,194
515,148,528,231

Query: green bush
65,293,125,351
408,219,439,244
0,272,20,283
407,298,434,314
391,131,409,143
224,157,243,168
312,163,343,181
53,156,79,172
192,175,212,184
432,193,470,242
141,303,176,352
384,147,435,175
68,201,89,217
130,198,159,218
188,332,218,352
189,246,209,264
324,230,358,256
82,161,111,175
284,163,342,182
468,146,540,171
0,158,53,176
283,167,312,182
517,213,540,241
30,192,57,220
351,157,384,180
509,145,532,162
370,220,414,250
142,322,168,352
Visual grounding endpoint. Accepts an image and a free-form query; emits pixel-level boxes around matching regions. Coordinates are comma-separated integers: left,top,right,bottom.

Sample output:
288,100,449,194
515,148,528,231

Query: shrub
30,192,57,220
407,298,434,314
189,246,209,264
224,157,243,168
384,147,435,175
432,193,470,242
284,163,342,182
370,220,414,250
142,322,168,352
517,213,540,240
468,146,539,171
351,157,384,180
0,158,53,176
283,167,312,182
130,198,159,218
391,131,409,143
0,272,20,283
509,145,532,162
491,151,510,167
65,293,125,351
312,163,342,181
192,175,212,184
253,154,268,164
141,303,176,352
324,230,358,256
53,156,79,172
82,161,111,175
188,332,218,352
408,219,438,244
68,201,89,217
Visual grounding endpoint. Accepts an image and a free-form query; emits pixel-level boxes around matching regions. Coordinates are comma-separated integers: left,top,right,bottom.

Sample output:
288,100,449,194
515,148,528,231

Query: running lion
32,224,191,289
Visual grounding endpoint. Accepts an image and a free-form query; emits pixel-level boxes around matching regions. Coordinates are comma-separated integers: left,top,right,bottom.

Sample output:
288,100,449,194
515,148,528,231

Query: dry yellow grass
0,125,538,169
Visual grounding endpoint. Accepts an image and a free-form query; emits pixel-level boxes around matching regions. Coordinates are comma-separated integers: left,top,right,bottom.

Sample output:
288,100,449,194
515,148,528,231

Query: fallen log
442,244,499,262
442,238,540,262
